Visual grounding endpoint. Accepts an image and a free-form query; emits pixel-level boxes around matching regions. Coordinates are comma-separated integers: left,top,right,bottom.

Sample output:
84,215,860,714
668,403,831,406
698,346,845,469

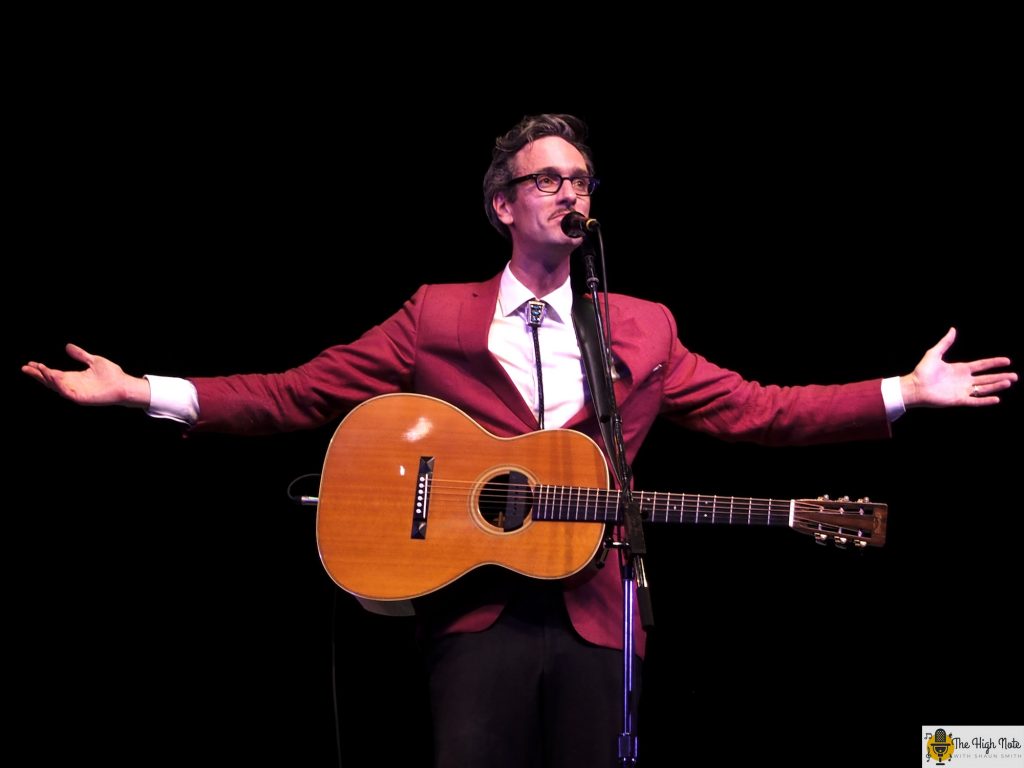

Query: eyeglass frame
507,172,600,196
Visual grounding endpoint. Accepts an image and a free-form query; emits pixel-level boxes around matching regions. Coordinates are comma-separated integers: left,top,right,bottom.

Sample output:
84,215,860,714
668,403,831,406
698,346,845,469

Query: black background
9,38,1020,767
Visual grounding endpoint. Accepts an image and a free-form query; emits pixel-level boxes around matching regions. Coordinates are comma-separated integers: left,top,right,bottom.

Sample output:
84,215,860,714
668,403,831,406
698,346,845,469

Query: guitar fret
767,499,771,527
747,497,752,526
729,496,734,525
712,495,717,524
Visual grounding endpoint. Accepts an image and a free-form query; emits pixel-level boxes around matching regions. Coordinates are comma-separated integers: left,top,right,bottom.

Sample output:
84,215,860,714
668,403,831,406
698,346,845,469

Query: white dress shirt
488,265,586,428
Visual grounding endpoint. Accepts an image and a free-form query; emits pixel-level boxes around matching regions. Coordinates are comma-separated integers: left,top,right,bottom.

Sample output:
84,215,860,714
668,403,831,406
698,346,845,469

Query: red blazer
190,271,890,654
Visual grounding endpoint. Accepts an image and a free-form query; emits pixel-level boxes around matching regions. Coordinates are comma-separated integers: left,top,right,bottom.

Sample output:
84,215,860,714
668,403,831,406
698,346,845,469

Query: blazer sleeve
186,286,426,435
653,303,892,446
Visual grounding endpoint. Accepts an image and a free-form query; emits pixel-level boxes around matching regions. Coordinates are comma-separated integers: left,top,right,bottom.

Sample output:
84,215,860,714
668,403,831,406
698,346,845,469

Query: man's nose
554,177,578,203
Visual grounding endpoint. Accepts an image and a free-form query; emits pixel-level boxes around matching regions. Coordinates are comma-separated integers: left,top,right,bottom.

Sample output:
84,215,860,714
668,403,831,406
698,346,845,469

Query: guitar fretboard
533,486,795,528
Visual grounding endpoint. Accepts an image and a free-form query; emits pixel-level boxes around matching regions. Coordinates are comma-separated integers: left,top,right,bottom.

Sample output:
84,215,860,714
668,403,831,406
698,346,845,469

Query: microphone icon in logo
927,728,954,765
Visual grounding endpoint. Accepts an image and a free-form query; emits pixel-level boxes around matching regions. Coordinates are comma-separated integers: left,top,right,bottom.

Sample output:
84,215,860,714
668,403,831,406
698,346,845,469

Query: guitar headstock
793,496,887,549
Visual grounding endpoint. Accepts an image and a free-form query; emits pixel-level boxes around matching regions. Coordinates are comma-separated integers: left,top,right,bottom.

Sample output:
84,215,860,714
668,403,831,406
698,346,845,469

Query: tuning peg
857,496,870,504
817,494,830,501
838,495,850,503
833,535,848,549
854,540,867,548
814,532,828,546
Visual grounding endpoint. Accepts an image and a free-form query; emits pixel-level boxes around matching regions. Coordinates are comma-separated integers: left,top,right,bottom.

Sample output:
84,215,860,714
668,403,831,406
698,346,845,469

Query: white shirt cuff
144,375,199,426
880,376,906,422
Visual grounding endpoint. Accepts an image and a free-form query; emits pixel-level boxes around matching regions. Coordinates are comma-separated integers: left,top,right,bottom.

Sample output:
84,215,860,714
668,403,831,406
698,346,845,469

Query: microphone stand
578,228,653,767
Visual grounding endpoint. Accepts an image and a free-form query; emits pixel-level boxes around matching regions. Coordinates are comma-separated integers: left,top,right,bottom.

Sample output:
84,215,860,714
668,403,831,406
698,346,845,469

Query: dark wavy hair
482,114,595,240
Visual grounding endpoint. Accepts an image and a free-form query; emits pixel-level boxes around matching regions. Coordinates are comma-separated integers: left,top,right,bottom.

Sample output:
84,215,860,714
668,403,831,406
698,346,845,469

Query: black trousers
424,581,641,768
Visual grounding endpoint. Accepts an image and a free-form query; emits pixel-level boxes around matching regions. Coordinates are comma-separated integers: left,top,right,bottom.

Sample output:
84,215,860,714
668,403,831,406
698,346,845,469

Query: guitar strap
571,293,618,483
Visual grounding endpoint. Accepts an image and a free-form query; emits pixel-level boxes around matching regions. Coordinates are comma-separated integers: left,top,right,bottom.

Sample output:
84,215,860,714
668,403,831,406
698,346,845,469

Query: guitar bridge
411,456,433,539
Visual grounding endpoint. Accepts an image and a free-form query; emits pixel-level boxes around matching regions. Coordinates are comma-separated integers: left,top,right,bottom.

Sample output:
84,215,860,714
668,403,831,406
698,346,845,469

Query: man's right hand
22,343,151,408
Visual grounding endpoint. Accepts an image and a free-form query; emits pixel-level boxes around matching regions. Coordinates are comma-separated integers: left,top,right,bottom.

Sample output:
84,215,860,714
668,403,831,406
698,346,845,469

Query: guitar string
418,478,865,509
400,479,876,527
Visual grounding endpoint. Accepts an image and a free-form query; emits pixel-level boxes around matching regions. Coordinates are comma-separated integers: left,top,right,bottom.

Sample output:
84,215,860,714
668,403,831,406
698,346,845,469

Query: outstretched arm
21,343,151,408
900,327,1016,408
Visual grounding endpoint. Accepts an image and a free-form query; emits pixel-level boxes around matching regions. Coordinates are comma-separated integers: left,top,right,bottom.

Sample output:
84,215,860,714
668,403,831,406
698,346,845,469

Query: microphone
560,211,600,238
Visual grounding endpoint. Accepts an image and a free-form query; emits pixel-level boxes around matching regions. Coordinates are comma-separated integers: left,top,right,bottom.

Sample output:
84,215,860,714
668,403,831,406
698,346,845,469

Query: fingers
966,374,1017,406
65,343,94,366
21,363,46,385
930,327,957,358
967,394,1002,406
969,376,1017,397
971,372,1018,388
21,361,62,392
967,356,1014,374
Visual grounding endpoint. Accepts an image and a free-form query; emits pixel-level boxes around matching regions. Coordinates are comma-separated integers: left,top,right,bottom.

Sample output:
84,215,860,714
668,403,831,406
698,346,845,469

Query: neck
509,247,572,298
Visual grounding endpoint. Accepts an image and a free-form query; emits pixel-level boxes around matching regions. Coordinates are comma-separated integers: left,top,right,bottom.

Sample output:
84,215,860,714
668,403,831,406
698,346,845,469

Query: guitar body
316,394,609,609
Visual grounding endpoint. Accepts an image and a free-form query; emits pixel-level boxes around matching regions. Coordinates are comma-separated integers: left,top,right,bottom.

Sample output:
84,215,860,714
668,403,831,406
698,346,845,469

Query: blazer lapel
564,298,642,431
457,274,539,430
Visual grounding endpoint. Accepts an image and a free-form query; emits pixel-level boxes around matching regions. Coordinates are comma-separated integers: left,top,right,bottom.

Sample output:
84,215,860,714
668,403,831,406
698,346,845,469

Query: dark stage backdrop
10,68,1019,767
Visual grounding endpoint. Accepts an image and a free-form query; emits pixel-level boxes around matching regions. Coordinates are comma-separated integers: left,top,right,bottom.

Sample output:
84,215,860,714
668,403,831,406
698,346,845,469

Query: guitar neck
533,486,794,528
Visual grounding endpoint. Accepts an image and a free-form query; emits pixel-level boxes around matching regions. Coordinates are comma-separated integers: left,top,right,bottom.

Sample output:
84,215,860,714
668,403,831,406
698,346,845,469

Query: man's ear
493,191,514,226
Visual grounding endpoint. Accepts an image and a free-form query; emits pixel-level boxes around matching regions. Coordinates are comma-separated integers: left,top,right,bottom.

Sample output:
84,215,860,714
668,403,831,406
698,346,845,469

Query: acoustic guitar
316,393,887,615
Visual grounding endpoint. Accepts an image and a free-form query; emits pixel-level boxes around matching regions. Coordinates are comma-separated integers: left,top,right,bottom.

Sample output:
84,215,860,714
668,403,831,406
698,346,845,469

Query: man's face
495,136,593,251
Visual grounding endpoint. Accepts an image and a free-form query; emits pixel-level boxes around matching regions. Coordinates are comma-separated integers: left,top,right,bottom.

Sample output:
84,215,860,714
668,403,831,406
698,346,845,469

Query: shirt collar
497,262,573,325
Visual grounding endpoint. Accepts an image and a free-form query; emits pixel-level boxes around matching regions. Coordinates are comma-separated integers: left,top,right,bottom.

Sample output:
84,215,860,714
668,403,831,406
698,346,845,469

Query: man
22,114,1016,767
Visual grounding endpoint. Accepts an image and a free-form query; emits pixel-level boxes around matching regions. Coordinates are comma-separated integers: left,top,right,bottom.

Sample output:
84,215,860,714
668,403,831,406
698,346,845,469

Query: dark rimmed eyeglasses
507,172,600,196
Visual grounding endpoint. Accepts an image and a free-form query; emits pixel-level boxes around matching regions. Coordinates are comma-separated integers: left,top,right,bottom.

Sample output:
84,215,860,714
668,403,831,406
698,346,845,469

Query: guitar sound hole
479,471,534,532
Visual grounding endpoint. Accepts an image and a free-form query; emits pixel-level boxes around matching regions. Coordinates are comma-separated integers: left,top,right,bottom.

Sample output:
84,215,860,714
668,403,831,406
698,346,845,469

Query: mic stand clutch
575,227,653,767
